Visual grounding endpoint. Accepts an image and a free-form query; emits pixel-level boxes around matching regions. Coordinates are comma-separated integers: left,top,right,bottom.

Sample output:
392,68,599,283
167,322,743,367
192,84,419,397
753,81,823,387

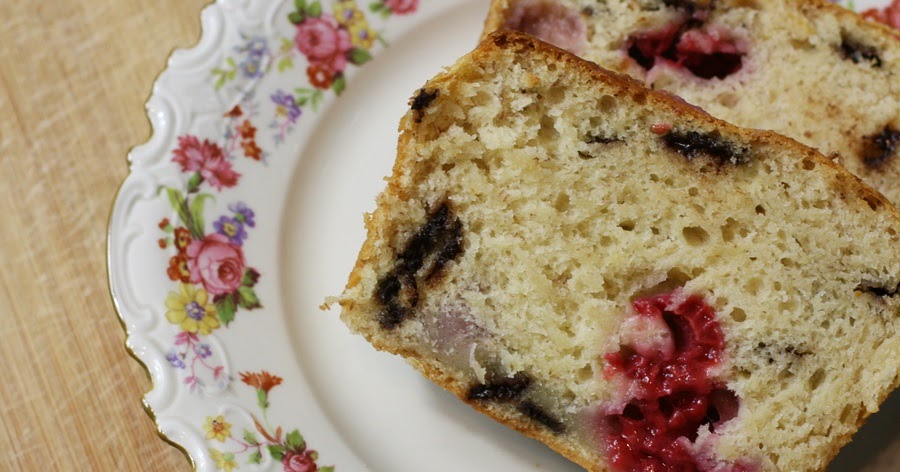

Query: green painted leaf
348,48,372,66
307,1,322,17
277,56,294,73
226,57,236,67
242,268,260,287
376,33,389,48
164,188,194,234
216,295,237,326
248,451,263,464
238,286,262,310
331,74,346,96
186,172,202,193
257,388,269,410
243,429,259,446
311,89,324,112
280,37,294,53
213,70,227,90
319,466,335,472
294,0,307,10
267,444,285,461
288,11,305,24
369,2,384,13
188,194,214,234
285,430,305,451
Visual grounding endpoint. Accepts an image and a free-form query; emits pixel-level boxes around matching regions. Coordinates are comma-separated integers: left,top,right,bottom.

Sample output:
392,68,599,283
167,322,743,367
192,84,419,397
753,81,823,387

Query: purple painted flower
213,215,248,246
239,57,265,79
243,36,269,57
166,351,186,369
271,90,302,124
229,201,256,228
196,344,212,359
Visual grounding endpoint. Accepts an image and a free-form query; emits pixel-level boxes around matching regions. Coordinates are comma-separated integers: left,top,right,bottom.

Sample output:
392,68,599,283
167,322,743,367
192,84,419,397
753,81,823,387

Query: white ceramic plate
109,1,899,470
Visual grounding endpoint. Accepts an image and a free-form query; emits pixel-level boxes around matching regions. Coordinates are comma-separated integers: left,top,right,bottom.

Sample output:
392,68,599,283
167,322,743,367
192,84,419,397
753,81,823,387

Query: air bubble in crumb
730,307,747,322
808,368,826,391
682,226,709,246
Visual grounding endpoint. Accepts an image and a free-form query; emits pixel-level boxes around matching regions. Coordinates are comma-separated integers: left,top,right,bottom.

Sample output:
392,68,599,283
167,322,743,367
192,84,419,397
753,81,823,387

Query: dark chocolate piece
467,372,532,401
410,88,439,123
662,130,748,166
518,400,566,434
840,35,883,68
861,126,900,169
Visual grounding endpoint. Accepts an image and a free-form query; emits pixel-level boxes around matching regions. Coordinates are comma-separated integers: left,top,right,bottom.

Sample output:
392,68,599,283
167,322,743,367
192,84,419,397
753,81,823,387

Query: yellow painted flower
209,448,238,471
165,283,220,334
333,1,364,26
203,415,232,442
348,20,378,50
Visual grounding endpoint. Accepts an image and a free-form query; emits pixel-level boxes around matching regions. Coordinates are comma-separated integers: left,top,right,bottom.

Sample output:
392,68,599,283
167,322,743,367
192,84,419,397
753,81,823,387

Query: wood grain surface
0,0,206,470
0,0,898,471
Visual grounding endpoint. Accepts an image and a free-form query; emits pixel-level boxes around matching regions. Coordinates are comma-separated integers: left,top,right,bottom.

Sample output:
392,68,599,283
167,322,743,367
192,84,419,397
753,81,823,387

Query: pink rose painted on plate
187,234,246,295
283,450,319,472
385,0,418,15
294,14,352,74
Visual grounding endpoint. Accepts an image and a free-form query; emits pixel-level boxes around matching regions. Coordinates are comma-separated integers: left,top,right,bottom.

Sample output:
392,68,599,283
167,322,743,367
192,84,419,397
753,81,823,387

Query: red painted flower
306,64,334,89
224,105,243,118
862,0,900,30
171,135,241,190
201,153,240,191
186,234,246,295
237,120,256,140
174,227,192,253
172,136,220,173
240,371,283,393
167,253,192,283
385,0,418,15
242,140,263,161
294,15,352,74
158,218,171,230
282,450,317,472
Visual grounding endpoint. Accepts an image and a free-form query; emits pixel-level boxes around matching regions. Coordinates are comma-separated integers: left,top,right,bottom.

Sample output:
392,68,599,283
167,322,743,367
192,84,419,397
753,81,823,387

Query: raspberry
600,291,744,471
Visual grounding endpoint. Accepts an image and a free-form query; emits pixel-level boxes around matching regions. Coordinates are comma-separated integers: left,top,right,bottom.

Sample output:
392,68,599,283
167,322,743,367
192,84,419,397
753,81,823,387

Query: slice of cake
338,31,900,471
484,0,900,206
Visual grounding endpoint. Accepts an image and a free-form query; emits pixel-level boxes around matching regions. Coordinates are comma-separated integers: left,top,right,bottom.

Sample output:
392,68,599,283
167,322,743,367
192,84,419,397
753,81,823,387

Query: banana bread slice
338,31,900,472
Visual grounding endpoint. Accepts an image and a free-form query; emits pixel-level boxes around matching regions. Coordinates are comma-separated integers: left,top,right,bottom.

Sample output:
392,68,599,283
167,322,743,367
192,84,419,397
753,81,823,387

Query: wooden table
0,1,207,469
2,0,899,470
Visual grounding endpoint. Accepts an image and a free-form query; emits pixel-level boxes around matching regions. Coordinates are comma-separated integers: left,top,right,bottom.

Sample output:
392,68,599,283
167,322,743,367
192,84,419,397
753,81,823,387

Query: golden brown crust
340,30,900,471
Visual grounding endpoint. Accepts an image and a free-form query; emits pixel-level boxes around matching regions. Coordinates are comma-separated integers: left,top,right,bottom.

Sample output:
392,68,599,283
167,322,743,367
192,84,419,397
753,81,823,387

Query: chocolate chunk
410,88,439,123
467,372,532,401
861,126,900,169
373,202,466,329
586,134,623,145
856,280,900,297
662,130,749,166
661,0,714,15
426,218,464,281
375,274,401,305
398,203,454,275
518,400,566,434
378,301,408,330
840,36,883,68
